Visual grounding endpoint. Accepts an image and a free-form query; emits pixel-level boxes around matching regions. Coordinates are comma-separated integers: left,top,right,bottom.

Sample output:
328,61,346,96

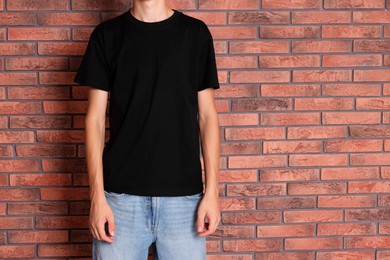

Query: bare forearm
85,116,106,201
198,111,220,197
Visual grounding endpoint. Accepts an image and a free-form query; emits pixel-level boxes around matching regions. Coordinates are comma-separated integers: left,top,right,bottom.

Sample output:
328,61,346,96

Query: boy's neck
130,1,173,23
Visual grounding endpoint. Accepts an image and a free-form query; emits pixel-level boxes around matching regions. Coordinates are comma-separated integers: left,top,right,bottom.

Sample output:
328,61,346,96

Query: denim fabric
92,190,206,260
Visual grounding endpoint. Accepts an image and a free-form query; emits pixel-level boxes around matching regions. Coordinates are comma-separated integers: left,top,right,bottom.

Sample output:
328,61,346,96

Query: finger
199,215,218,236
97,221,113,243
107,214,115,237
197,210,206,233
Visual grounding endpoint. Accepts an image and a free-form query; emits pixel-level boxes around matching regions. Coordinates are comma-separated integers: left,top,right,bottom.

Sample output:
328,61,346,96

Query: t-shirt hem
103,184,204,197
198,83,220,92
74,75,110,92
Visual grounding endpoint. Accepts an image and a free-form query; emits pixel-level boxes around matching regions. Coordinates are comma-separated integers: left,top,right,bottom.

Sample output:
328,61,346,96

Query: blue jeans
92,190,206,260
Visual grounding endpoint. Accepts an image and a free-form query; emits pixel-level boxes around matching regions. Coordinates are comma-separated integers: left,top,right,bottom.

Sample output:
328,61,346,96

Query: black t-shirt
73,8,220,196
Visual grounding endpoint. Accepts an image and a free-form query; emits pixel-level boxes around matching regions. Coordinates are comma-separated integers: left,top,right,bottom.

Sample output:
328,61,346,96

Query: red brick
284,210,342,223
317,251,374,260
37,12,99,25
221,197,256,210
36,215,89,229
324,140,382,152
11,173,71,187
0,43,36,56
0,160,38,172
256,252,315,260
346,209,390,221
8,87,69,100
288,182,346,194
378,250,390,259
324,0,384,9
38,244,92,257
43,101,87,114
260,169,319,182
323,54,381,67
349,126,390,138
0,102,41,114
6,57,68,71
289,154,348,166
10,115,71,129
355,69,390,82
223,239,282,252
292,11,350,24
220,142,260,155
7,201,68,215
260,26,320,38
259,55,320,68
16,144,76,157
257,224,314,237
285,237,342,250
218,114,258,126
317,223,375,235
262,0,321,9
0,188,39,201
322,112,381,124
354,40,390,52
294,98,354,110
345,236,390,249
293,70,352,82
199,0,258,10
210,26,257,39
231,70,290,83
318,196,376,208
348,181,390,193
8,28,70,40
7,0,68,10
289,126,346,139
225,127,285,140
261,112,320,126
0,131,34,143
357,98,390,110
228,11,288,24
0,73,36,85
36,130,84,142
40,72,78,85
0,246,34,259
261,84,320,97
257,196,316,210
230,41,289,54
351,154,390,166
228,155,287,168
8,230,68,243
231,98,292,111
38,42,87,55
292,40,351,53
263,141,321,154
322,83,381,96
0,13,36,25
353,11,390,23
226,183,286,196
321,167,379,180
185,11,226,25
219,170,257,183
323,25,380,38
222,211,281,224
216,56,257,69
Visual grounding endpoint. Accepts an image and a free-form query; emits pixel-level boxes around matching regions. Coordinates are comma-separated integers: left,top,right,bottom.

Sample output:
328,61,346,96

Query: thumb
197,211,206,232
107,214,115,237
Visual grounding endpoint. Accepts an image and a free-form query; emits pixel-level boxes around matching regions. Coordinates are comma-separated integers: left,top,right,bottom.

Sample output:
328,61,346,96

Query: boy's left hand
196,193,221,236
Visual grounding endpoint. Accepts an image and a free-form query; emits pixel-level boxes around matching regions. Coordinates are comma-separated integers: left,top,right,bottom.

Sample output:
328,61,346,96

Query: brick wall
0,0,389,259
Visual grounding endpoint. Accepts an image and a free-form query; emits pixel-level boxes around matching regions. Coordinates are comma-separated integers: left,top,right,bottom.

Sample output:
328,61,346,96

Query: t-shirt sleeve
73,24,111,92
198,22,220,92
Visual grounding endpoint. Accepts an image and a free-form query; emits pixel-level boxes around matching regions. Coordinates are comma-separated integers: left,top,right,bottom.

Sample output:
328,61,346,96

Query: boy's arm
198,88,220,197
197,87,221,236
85,87,108,201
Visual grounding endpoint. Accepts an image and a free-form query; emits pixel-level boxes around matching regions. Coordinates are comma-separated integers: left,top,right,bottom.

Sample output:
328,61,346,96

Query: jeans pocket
184,192,204,199
104,190,126,201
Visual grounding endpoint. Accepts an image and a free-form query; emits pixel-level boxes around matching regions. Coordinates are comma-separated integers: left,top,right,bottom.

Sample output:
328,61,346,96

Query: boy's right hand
89,194,115,243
